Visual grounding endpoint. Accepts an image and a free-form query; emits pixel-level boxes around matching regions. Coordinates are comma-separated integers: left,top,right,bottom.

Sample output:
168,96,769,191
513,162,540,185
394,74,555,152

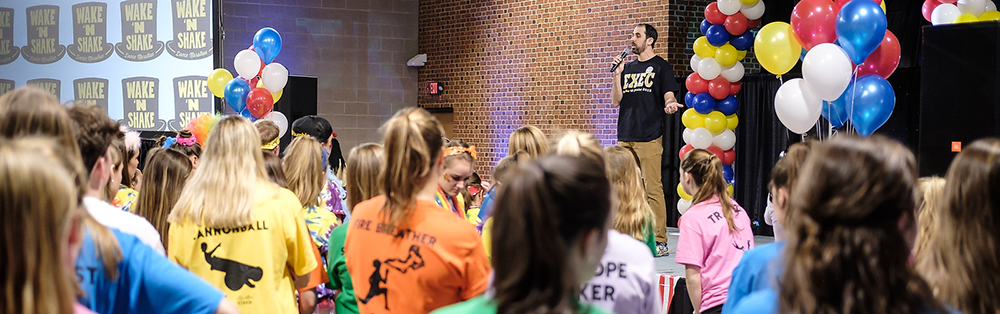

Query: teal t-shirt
643,220,656,255
431,296,612,314
326,224,357,314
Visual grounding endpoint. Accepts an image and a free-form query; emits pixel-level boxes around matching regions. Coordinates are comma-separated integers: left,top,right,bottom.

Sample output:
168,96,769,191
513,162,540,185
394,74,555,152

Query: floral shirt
298,168,348,302
114,186,138,212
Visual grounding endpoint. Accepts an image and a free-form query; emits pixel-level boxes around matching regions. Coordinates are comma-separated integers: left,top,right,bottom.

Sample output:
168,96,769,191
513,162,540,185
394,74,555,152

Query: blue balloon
692,93,716,115
685,92,696,106
836,0,887,65
799,47,808,61
823,93,850,128
253,27,282,64
722,164,734,185
846,75,895,136
716,95,738,116
729,30,754,51
240,108,258,122
706,24,730,47
224,78,251,113
700,20,712,36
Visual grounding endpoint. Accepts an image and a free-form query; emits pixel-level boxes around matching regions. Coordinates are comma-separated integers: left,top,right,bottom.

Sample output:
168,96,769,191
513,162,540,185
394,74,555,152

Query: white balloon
958,0,987,17
683,128,693,144
264,111,289,138
741,0,766,20
774,79,822,134
697,57,722,80
261,63,288,94
721,62,745,83
718,0,742,15
234,49,262,79
691,127,714,149
677,199,692,215
690,55,702,73
713,129,737,151
988,1,997,12
802,44,853,101
932,4,961,25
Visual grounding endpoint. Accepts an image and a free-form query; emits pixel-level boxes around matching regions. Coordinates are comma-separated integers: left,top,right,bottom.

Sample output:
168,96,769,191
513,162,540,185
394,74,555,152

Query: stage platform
654,227,776,276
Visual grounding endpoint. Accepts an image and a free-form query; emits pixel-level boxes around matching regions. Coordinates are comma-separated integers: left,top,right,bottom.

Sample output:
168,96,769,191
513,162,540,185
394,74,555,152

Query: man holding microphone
612,23,682,257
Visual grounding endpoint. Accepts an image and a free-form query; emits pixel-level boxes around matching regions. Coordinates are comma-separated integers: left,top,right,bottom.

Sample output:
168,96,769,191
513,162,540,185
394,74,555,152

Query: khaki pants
619,136,667,243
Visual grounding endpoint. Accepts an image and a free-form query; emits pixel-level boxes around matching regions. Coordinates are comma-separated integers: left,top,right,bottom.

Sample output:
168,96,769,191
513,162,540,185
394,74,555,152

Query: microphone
610,47,630,73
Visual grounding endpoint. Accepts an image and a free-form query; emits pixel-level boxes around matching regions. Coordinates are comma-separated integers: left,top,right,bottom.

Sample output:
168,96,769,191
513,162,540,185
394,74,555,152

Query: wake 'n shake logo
22,5,66,64
119,77,166,131
116,0,164,61
0,79,14,98
0,8,21,65
168,75,211,131
74,78,109,112
68,2,113,63
622,66,656,94
27,78,60,100
166,0,211,60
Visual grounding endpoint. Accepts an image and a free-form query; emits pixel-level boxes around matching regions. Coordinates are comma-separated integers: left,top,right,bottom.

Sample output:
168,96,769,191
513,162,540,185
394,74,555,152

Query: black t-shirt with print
618,55,680,142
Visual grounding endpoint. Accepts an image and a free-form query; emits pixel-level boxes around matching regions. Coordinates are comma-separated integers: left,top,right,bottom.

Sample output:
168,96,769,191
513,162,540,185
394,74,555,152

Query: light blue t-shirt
730,289,960,314
722,241,785,314
76,228,224,314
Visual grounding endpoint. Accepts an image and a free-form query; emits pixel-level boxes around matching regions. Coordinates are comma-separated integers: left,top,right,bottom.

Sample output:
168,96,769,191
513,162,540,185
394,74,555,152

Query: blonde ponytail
378,108,444,226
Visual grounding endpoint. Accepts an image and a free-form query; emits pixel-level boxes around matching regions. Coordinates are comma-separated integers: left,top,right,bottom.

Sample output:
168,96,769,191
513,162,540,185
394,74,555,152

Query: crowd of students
1,85,999,314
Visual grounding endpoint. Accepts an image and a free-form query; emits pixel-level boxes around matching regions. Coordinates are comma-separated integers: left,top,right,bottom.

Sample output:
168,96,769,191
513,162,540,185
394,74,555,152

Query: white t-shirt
83,197,165,255
581,230,659,314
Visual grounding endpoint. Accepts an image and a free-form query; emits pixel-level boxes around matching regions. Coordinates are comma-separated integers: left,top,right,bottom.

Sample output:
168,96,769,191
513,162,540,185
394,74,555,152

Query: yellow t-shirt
345,195,491,314
168,185,317,314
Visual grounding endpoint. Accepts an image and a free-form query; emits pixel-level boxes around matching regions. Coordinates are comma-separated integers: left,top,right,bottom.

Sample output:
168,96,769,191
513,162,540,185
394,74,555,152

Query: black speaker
919,23,1000,176
273,75,317,152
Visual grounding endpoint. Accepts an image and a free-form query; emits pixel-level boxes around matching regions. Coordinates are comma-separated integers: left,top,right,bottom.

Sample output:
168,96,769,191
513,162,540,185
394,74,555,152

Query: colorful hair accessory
123,130,141,152
161,137,177,149
292,130,310,138
445,145,477,160
186,113,223,147
469,186,481,196
175,136,196,147
262,137,280,150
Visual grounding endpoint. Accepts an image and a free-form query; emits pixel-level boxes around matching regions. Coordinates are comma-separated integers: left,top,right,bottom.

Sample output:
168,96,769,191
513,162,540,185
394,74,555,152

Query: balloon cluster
756,0,898,136
206,27,289,126
679,0,762,213
926,0,1000,25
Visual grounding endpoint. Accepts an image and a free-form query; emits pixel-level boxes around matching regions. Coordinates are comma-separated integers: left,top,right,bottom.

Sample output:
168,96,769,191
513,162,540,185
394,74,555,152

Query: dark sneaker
655,241,669,257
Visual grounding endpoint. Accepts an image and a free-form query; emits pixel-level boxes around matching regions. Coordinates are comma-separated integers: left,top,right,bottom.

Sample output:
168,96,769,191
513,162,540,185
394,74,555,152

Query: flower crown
445,145,477,160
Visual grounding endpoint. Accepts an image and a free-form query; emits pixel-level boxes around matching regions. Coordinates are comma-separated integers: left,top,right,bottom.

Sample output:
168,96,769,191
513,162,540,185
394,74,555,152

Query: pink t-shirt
676,195,755,312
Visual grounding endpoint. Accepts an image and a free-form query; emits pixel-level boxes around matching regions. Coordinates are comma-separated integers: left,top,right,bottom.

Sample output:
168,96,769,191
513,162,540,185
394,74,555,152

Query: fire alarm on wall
428,81,443,95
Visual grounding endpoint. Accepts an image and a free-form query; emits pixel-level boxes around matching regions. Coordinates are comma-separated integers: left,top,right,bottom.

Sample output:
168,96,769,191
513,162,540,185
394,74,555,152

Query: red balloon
707,145,725,160
686,73,710,94
922,0,943,22
248,76,259,89
857,30,900,78
679,144,695,160
748,19,761,29
708,77,731,100
722,149,736,165
791,0,839,51
705,2,726,25
725,12,749,36
246,88,274,119
730,81,742,95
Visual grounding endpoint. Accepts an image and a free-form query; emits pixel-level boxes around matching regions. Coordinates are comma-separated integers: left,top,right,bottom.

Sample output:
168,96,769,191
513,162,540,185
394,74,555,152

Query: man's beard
631,44,645,54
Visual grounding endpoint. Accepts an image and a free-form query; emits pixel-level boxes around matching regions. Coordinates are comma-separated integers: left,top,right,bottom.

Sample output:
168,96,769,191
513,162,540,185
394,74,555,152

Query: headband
445,145,477,160
161,137,177,149
262,137,280,150
292,130,311,138
175,136,196,147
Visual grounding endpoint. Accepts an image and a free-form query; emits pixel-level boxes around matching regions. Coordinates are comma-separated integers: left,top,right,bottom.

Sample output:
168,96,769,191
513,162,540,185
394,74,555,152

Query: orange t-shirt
344,196,491,314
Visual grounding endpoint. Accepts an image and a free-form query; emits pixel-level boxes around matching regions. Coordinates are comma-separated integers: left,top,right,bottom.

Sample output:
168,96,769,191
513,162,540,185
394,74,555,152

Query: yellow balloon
956,13,979,23
207,68,232,98
981,11,1000,21
727,184,734,196
880,0,886,13
754,22,802,75
715,44,739,67
705,111,728,134
694,36,716,58
737,50,747,61
682,108,707,129
678,183,692,201
726,114,739,130
740,0,758,4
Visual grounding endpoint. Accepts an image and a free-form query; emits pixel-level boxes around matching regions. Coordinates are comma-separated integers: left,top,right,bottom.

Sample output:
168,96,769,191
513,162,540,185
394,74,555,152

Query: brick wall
418,0,763,179
222,0,419,151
